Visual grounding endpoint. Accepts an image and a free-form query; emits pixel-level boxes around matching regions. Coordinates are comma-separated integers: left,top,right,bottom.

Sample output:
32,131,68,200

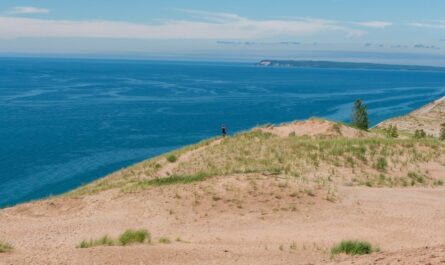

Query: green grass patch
331,240,375,256
146,172,208,186
0,241,13,253
166,154,178,163
119,229,151,246
77,235,114,248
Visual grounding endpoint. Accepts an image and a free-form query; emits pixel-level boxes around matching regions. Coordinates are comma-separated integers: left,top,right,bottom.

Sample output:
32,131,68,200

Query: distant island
258,60,445,71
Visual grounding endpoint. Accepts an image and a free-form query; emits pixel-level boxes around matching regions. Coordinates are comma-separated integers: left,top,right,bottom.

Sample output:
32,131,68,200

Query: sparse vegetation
407,172,425,185
78,235,114,248
159,237,171,244
332,123,342,135
0,241,13,253
77,229,155,248
433,179,444,186
119,229,151,246
375,156,387,171
331,240,375,256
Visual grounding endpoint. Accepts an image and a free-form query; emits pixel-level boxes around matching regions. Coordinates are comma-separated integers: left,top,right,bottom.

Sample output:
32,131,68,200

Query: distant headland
258,60,445,71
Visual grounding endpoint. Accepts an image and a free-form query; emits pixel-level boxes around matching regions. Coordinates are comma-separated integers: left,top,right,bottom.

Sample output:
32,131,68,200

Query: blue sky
1,0,445,63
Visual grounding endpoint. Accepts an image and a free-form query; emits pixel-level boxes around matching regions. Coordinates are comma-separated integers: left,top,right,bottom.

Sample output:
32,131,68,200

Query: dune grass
70,123,445,196
0,241,13,253
78,235,114,248
77,229,151,248
331,240,375,256
119,229,151,246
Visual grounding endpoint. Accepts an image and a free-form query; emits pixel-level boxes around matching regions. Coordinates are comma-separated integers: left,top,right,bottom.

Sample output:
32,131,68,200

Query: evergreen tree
352,99,369,130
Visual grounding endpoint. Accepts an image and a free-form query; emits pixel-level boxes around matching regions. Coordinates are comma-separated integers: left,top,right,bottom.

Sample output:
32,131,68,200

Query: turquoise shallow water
1,57,444,207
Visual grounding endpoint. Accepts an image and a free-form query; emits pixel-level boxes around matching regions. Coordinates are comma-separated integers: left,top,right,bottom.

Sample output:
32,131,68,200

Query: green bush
166,154,178,163
331,240,374,256
119,229,151,246
0,241,13,253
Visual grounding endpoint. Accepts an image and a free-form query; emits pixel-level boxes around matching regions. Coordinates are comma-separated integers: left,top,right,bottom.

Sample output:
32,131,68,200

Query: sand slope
2,180,445,264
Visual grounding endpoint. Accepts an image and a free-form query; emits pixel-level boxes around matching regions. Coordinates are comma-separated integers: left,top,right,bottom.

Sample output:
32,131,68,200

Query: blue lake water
1,57,445,207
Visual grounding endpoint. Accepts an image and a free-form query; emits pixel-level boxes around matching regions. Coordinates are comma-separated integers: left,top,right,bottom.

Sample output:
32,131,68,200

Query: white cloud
354,21,392,29
0,10,364,40
409,21,445,29
7,6,50,15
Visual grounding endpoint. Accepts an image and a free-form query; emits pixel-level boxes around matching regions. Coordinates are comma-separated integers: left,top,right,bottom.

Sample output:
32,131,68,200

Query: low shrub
166,154,178,163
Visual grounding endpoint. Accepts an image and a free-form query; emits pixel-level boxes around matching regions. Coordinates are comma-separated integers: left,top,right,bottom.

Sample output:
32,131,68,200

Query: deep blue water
1,57,445,207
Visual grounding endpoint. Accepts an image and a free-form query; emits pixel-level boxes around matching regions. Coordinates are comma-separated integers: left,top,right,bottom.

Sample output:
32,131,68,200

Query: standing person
221,124,227,138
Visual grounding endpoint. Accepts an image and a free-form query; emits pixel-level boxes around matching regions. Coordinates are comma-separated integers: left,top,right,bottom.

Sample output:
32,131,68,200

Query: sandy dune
1,174,445,265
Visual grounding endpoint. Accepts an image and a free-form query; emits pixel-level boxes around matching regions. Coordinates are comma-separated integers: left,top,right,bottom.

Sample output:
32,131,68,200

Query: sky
1,0,445,63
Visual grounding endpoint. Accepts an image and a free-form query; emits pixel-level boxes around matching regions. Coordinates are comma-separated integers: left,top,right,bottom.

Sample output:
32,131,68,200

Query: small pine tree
440,123,445,141
352,99,369,130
